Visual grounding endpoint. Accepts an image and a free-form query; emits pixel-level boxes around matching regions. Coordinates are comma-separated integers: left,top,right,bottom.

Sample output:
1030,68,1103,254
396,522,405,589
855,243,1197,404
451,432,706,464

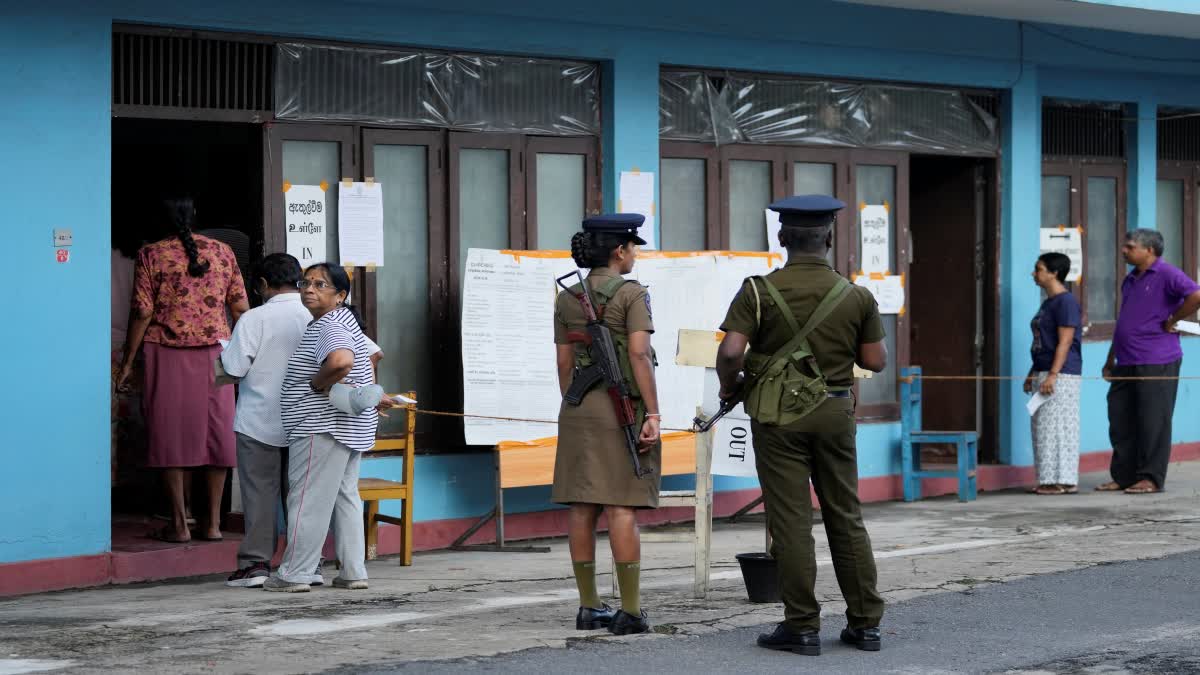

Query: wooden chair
359,391,417,565
900,367,978,502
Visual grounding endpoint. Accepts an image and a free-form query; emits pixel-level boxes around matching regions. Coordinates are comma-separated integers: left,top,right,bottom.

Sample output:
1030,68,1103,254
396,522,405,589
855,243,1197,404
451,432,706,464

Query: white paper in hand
1026,392,1050,416
392,394,418,404
1175,320,1200,336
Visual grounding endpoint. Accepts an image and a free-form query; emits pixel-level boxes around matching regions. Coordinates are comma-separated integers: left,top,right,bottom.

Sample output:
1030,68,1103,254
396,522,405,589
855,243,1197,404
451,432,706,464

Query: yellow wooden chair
359,391,417,566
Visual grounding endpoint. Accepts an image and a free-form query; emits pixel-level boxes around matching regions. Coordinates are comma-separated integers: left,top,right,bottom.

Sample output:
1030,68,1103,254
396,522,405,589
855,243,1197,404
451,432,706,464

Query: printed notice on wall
764,209,785,269
285,184,327,266
1039,227,1083,282
854,273,906,315
618,171,657,250
860,204,891,274
338,181,385,266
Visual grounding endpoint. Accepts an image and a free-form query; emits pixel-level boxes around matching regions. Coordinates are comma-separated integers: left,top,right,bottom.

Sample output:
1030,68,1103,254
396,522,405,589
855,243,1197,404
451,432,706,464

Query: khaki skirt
551,387,662,508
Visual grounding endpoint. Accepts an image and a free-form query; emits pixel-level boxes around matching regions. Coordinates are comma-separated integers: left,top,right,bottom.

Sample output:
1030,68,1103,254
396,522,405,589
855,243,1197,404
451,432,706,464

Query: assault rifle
693,372,744,433
556,270,651,478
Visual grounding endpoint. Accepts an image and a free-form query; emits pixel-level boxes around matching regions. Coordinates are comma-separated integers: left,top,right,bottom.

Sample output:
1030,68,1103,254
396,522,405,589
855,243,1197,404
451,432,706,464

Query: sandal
146,526,190,544
1035,485,1066,495
1060,485,1079,494
1124,480,1160,494
1094,481,1123,492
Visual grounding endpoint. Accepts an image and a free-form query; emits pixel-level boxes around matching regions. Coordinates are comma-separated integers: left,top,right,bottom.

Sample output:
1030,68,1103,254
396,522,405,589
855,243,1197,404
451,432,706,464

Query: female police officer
552,214,661,636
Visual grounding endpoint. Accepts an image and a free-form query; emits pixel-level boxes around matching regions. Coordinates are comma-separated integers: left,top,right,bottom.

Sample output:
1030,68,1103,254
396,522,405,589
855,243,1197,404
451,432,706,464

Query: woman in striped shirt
265,263,396,592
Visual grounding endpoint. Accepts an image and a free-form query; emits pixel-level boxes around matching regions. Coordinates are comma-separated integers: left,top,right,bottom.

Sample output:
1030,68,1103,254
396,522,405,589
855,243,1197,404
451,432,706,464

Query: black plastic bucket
735,552,781,603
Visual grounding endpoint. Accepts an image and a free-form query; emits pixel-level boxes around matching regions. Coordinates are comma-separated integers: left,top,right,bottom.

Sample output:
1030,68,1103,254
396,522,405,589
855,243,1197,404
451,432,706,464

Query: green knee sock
572,561,602,608
614,561,641,614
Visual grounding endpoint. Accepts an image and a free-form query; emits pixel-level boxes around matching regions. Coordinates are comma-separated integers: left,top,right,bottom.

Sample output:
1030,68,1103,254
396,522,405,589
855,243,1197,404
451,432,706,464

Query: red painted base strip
4,443,1198,597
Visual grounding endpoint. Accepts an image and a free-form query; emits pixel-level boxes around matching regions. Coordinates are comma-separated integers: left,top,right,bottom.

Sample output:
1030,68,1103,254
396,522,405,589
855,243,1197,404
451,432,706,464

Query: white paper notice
1039,228,1083,282
860,204,891,274
619,171,657,250
854,274,906,314
338,182,385,266
765,209,784,269
1026,392,1050,416
701,369,758,478
459,249,777,445
1176,320,1200,336
285,184,327,266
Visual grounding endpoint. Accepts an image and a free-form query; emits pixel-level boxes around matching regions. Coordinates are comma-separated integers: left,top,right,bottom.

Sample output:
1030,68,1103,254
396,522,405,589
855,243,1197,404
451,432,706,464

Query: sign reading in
859,203,891,274
285,183,327,265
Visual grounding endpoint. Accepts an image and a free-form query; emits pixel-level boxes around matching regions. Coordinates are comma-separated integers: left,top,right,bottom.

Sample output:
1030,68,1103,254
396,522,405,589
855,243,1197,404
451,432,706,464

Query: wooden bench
449,425,715,597
359,391,417,565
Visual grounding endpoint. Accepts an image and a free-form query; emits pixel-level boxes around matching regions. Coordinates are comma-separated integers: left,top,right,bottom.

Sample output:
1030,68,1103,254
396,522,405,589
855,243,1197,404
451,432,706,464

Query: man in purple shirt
1100,229,1200,494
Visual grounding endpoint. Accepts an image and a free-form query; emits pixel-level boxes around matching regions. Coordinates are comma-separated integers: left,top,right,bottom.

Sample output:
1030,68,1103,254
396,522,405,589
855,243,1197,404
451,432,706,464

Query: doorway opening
908,155,999,464
110,117,263,547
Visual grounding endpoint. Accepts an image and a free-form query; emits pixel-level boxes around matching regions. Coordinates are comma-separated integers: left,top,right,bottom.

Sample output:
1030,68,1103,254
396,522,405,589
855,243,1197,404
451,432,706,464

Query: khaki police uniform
552,268,662,508
721,255,886,633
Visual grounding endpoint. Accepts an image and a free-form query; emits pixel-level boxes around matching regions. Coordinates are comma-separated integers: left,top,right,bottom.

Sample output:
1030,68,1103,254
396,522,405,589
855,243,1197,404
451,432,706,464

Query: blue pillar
999,66,1041,467
602,52,660,240
1129,96,1158,231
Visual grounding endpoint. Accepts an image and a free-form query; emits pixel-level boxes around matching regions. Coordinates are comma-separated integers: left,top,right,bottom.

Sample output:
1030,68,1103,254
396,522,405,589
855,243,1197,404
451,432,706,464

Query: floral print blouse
134,235,248,347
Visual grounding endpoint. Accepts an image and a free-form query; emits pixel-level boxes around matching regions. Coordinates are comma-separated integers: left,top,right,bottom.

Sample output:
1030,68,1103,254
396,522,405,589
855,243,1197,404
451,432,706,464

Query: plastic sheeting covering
660,72,998,155
276,43,600,135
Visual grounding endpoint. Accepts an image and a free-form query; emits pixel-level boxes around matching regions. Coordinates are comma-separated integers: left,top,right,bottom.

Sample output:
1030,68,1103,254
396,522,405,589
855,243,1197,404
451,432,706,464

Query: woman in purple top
1099,229,1200,495
1024,253,1083,495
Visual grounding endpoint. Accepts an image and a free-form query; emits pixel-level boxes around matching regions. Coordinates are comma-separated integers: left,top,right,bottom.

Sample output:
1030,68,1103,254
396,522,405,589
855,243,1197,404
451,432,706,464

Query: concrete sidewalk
1,462,1198,674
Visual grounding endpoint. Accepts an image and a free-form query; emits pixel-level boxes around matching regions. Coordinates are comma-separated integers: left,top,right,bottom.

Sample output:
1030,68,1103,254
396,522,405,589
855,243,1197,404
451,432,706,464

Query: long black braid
164,198,210,277
570,231,629,269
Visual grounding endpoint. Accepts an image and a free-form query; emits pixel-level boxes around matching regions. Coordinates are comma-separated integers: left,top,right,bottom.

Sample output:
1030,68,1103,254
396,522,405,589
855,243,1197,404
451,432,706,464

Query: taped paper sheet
618,171,657,250
338,181,384,266
765,209,784,270
854,274,906,315
1039,228,1083,282
859,204,891,275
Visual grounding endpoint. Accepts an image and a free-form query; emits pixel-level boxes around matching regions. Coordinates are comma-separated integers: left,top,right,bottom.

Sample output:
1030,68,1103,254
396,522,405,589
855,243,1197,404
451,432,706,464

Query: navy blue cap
769,195,845,227
583,213,648,245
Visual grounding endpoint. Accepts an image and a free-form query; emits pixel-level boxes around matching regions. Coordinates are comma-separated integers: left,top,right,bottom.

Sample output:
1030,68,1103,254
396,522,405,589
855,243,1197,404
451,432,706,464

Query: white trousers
276,433,367,583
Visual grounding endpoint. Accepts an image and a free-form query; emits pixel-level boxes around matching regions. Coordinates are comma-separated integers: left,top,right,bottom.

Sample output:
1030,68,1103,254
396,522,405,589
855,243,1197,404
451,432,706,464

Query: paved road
353,550,1200,674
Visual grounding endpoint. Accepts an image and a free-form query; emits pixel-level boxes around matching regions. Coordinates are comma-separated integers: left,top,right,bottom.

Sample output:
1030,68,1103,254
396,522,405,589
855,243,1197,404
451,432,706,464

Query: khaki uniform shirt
720,255,885,389
553,269,654,347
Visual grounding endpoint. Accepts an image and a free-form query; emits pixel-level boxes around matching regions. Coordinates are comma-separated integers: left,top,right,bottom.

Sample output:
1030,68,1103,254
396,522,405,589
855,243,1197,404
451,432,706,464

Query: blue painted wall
8,0,1200,561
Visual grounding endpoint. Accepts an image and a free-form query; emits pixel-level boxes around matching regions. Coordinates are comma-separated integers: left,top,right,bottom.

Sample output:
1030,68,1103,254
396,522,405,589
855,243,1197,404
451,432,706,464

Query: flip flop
1060,485,1079,494
1124,483,1161,494
1035,485,1066,495
1094,482,1123,491
146,526,190,544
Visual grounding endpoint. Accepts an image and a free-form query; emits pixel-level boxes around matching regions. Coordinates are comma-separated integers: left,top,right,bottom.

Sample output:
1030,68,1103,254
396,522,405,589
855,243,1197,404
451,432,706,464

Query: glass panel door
852,158,906,412
267,125,354,264
1157,179,1185,269
527,137,597,250
363,130,443,435
794,161,837,265
1084,176,1119,323
728,160,772,251
661,158,707,251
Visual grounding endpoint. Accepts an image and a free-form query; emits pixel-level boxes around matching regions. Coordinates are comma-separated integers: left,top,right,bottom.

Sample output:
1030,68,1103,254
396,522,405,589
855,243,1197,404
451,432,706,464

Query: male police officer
716,195,888,655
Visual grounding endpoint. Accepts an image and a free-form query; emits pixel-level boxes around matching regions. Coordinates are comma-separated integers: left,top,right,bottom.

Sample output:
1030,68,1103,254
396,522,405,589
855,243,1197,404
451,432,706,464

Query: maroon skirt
142,343,235,468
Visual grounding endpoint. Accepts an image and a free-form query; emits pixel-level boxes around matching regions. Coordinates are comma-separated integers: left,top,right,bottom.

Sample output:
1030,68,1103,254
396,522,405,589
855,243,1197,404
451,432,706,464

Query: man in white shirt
221,254,315,587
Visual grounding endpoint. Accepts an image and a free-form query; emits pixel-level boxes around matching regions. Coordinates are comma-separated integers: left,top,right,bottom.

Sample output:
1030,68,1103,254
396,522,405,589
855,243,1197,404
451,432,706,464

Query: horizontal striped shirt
280,307,379,451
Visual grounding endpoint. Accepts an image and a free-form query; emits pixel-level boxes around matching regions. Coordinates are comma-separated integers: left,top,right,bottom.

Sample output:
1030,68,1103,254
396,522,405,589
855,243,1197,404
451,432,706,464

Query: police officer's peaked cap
769,195,845,227
582,213,648,245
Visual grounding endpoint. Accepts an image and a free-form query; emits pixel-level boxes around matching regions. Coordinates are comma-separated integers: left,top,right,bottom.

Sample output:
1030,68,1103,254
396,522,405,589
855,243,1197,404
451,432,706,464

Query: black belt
827,390,852,399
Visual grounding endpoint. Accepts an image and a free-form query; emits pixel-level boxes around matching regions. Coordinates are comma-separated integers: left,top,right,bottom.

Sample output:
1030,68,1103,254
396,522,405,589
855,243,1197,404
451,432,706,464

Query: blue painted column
602,52,660,239
999,66,1041,467
1128,96,1158,231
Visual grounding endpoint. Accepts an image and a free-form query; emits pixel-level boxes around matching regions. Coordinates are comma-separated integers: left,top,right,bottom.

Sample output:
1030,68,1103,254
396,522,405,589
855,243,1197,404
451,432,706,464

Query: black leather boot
576,603,616,630
840,626,882,651
608,609,650,635
756,623,821,656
